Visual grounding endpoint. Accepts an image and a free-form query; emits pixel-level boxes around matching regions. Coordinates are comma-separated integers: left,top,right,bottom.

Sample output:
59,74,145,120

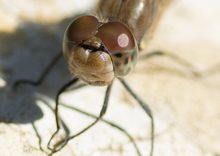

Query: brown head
63,15,138,86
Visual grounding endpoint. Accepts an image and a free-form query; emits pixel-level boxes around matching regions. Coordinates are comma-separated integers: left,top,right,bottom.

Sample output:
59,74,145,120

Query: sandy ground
0,0,220,156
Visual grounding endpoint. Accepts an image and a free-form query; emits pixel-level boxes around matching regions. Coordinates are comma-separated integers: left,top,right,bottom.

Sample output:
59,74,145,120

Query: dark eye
66,15,99,44
97,22,135,52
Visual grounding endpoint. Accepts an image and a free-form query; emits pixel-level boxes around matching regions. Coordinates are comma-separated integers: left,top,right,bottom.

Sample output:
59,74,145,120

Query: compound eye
66,15,99,44
97,22,135,52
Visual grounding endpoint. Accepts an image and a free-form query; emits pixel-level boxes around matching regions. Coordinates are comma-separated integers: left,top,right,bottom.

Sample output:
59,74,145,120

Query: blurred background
0,0,220,156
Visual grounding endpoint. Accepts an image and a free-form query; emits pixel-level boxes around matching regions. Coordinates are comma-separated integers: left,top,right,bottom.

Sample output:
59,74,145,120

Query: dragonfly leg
12,51,63,90
31,90,75,153
47,77,79,152
48,80,113,154
119,78,154,156
140,51,220,78
31,98,71,154
60,103,142,156
139,51,202,77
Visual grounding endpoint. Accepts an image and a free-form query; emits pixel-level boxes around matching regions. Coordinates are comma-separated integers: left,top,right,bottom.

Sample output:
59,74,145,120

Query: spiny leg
31,95,74,154
48,79,141,155
47,77,79,152
31,122,45,153
32,118,70,155
48,80,113,153
60,103,142,156
139,51,201,77
54,78,80,131
119,78,154,156
140,51,220,78
45,78,141,156
30,80,87,155
12,51,63,89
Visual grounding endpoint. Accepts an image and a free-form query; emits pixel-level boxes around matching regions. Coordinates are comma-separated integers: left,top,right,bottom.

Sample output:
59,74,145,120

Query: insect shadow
0,15,147,156
1,13,220,156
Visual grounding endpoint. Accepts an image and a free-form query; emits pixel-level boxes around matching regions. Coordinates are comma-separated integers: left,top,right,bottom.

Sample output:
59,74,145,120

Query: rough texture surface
0,0,220,156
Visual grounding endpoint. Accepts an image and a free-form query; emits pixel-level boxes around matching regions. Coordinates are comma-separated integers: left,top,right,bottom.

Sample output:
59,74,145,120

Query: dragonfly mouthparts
79,43,106,53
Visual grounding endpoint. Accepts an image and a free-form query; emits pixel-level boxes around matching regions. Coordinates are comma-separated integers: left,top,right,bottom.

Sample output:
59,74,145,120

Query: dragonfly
13,0,174,155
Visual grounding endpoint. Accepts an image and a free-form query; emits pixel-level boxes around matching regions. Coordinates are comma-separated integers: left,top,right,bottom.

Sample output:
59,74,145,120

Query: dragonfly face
63,15,138,86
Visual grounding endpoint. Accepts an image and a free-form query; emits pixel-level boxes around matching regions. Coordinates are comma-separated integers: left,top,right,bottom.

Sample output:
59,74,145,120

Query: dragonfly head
63,15,138,86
